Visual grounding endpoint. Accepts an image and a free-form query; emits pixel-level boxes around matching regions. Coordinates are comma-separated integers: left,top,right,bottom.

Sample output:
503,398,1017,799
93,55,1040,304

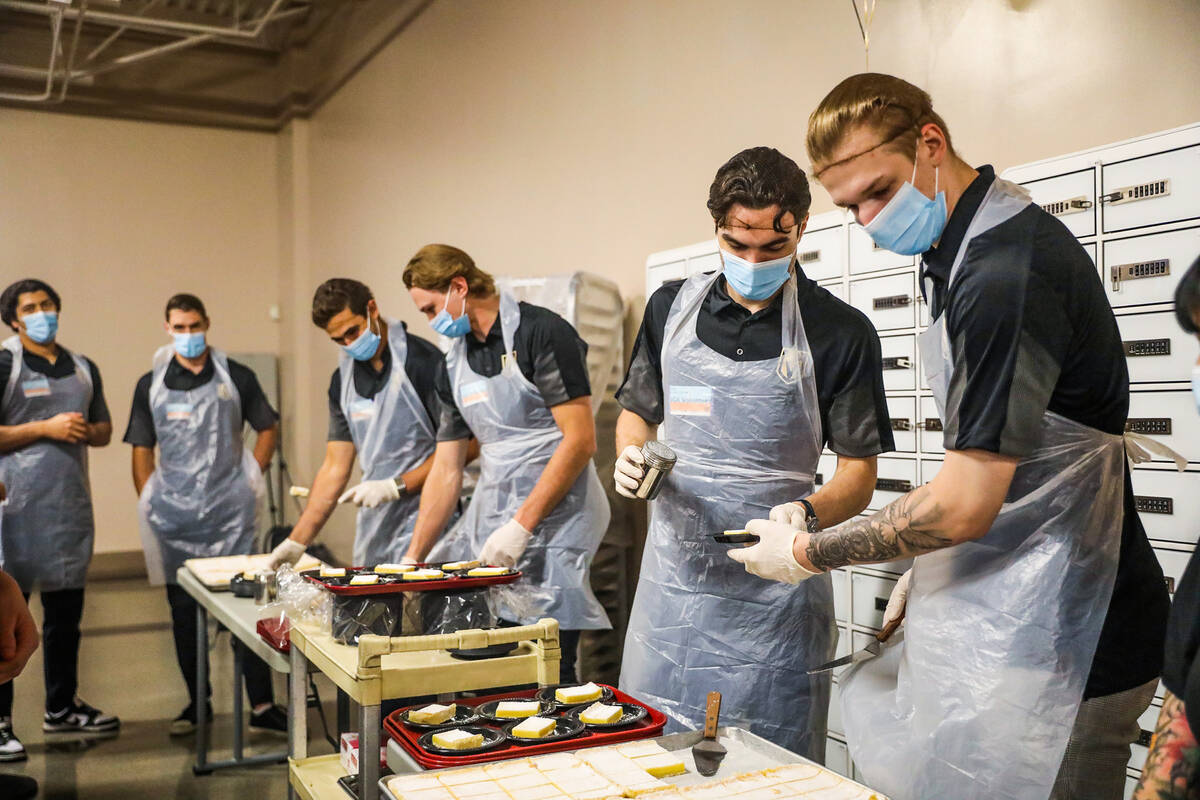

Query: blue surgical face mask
172,331,207,358
720,248,794,301
1192,365,1200,414
431,292,471,338
343,316,382,361
21,310,58,344
864,150,948,256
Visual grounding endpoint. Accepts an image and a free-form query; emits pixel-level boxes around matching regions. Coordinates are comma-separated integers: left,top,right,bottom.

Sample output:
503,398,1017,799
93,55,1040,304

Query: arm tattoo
1133,691,1200,800
805,485,953,571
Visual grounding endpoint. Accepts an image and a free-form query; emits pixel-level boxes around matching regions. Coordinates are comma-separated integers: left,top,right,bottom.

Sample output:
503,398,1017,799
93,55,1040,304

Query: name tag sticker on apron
349,398,375,421
669,385,713,417
21,377,50,398
217,383,232,401
461,379,489,408
166,403,194,421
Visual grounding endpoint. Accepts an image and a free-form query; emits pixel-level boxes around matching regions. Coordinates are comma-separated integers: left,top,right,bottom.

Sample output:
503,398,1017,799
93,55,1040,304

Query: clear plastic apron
842,177,1126,800
138,346,264,586
340,319,440,566
0,337,95,593
618,271,836,759
430,292,611,630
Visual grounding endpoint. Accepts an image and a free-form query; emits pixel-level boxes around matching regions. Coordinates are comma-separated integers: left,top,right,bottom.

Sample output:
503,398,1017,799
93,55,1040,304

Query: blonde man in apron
733,73,1168,800
402,244,611,683
614,146,894,760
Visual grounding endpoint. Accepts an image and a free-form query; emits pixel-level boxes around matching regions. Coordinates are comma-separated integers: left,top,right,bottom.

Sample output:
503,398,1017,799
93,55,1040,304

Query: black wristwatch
797,498,820,533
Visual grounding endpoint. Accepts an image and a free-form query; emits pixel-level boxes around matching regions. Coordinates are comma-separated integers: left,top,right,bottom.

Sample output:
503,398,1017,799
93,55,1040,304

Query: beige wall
0,109,281,555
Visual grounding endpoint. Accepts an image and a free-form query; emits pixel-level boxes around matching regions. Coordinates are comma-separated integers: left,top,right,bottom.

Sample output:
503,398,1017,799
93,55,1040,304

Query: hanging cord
850,0,878,70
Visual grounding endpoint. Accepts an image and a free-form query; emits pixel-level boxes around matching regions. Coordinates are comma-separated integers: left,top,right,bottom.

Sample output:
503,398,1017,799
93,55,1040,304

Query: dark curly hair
1,279,61,330
1176,254,1200,334
707,146,812,233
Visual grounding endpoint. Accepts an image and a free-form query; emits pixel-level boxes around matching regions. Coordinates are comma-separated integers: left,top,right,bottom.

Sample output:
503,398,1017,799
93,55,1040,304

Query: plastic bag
487,582,556,625
275,564,331,633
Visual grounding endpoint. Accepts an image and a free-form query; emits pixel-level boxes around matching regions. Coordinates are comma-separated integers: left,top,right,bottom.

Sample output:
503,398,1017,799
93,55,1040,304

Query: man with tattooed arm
730,73,1169,800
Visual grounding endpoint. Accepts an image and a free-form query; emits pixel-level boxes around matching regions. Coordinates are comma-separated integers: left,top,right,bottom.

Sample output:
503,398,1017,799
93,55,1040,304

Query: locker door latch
1111,258,1170,291
1101,178,1171,205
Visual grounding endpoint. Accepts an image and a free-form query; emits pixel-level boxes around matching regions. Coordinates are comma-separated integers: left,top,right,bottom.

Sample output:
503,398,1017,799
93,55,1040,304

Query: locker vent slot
1040,195,1093,216
1137,729,1154,747
876,478,914,493
797,249,822,264
881,356,911,370
1123,338,1171,357
1111,258,1169,291
1102,179,1171,205
923,418,944,432
1125,418,1172,435
873,294,912,310
1166,576,1176,594
1134,495,1174,515
874,597,889,612
890,418,912,431
815,472,824,486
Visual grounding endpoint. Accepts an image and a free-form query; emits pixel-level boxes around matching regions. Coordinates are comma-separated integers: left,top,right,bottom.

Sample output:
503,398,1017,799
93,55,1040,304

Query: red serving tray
384,684,667,770
302,566,522,596
257,617,291,653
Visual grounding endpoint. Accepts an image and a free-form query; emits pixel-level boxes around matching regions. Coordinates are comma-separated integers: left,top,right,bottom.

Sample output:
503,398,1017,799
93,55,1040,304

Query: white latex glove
339,479,402,509
727,519,820,584
613,445,646,499
268,538,307,569
479,519,533,568
400,556,419,566
882,568,912,628
768,501,809,530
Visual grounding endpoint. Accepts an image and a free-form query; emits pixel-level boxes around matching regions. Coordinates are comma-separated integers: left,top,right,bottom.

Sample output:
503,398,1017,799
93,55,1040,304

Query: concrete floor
1,578,340,799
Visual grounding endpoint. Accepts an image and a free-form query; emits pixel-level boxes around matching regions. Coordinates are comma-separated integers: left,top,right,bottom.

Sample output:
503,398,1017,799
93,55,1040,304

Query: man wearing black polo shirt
614,146,893,758
402,244,611,683
126,293,285,735
0,278,116,758
733,74,1167,800
267,278,449,570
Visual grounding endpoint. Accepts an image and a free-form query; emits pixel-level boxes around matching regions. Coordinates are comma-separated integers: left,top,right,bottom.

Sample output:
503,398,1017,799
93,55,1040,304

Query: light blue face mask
1192,366,1200,414
720,248,794,301
864,153,948,256
343,316,382,361
172,331,206,358
431,292,471,338
21,310,58,344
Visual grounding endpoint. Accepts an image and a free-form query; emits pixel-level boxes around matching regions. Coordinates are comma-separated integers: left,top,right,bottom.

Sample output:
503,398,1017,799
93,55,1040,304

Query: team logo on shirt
460,379,489,408
166,403,194,421
668,385,713,417
21,377,51,398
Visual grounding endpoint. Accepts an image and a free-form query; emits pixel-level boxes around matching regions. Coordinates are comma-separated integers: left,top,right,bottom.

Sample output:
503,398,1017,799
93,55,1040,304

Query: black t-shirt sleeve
228,360,278,432
327,369,353,442
434,358,474,442
0,351,11,397
942,230,1069,457
519,305,592,407
122,372,156,447
822,308,894,457
402,333,445,433
615,281,681,425
84,358,111,425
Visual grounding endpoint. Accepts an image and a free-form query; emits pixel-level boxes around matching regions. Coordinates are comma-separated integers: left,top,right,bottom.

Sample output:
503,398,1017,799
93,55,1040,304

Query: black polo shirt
327,323,444,442
434,302,591,442
1164,549,1200,730
616,271,895,458
0,347,109,424
921,164,1169,699
123,354,277,447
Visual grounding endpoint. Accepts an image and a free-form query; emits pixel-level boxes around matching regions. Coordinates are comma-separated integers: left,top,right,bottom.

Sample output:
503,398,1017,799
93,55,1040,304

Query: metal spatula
807,608,905,675
691,691,727,777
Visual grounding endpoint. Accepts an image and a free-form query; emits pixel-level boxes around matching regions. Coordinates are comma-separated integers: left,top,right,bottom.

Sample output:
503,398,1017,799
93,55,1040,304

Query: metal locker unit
494,273,629,683
1004,121,1200,783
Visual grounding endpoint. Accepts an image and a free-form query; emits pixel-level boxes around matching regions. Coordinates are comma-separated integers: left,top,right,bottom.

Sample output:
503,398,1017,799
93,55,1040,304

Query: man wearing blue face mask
402,244,611,684
730,74,1170,800
0,278,115,758
613,146,894,758
124,293,285,735
266,279,454,571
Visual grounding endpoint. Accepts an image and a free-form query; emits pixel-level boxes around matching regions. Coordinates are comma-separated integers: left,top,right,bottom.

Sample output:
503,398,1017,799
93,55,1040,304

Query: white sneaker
0,717,26,762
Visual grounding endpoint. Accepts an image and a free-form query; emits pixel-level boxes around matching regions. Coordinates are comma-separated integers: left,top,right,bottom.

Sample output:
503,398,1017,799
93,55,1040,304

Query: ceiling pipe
0,0,308,39
0,2,63,102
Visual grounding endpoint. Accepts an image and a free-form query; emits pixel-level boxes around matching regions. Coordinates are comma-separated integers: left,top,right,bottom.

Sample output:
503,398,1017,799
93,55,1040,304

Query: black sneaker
0,717,26,762
168,702,213,737
249,704,288,736
43,697,120,733
0,773,38,800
